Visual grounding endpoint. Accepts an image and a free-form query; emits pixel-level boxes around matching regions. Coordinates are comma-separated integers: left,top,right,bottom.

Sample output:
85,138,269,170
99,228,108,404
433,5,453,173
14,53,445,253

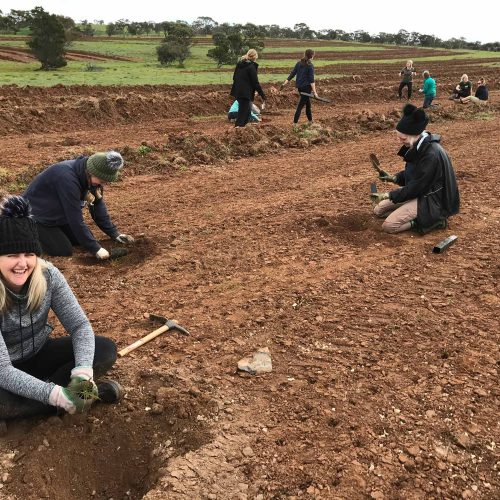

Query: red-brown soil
0,60,499,500
0,45,134,63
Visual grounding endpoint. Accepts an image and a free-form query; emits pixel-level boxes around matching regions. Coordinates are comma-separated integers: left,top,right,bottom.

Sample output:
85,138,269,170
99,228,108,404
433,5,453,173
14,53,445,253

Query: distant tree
79,19,95,37
26,7,67,70
192,16,218,35
157,42,190,66
106,22,117,36
6,9,30,33
207,24,264,67
353,30,371,43
127,22,144,36
293,23,314,39
157,21,193,67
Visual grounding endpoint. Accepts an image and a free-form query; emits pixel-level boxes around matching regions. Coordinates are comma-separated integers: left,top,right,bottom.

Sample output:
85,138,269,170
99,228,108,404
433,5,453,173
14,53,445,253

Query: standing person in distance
398,60,416,100
230,49,266,128
282,49,318,125
418,70,436,109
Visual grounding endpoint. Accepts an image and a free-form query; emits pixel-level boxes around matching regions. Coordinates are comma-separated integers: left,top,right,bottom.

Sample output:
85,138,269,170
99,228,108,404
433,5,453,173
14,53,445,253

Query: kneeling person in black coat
371,104,460,234
23,151,134,260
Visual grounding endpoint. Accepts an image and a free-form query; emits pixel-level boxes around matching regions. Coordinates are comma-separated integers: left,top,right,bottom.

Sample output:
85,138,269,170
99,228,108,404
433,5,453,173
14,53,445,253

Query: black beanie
396,104,429,135
0,196,42,256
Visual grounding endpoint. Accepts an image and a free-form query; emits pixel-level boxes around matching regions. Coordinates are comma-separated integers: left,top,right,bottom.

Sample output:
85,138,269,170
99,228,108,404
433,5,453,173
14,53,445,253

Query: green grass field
0,36,497,87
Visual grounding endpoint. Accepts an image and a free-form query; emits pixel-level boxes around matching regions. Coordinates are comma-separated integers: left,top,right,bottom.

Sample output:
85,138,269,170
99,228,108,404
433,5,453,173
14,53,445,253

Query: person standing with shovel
281,49,318,125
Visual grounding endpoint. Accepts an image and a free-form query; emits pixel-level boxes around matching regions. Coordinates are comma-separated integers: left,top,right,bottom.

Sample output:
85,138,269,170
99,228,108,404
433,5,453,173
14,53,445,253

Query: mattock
118,313,190,357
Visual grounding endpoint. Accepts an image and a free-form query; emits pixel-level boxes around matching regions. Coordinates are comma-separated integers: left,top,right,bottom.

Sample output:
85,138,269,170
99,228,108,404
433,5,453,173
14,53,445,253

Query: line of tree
1,10,497,51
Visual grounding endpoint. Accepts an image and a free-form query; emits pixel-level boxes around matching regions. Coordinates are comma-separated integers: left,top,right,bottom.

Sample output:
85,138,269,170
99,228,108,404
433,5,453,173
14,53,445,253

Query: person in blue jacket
281,49,318,124
23,151,134,260
228,100,261,123
418,70,436,109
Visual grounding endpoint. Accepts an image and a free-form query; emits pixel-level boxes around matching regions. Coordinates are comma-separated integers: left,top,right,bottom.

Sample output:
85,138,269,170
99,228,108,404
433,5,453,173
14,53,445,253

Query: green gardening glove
379,173,397,183
370,192,390,203
66,376,99,412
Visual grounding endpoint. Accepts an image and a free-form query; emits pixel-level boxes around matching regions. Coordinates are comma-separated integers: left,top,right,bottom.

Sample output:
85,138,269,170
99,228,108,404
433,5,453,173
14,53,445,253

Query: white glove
96,247,110,260
71,366,93,381
49,385,76,414
116,234,134,244
261,101,266,111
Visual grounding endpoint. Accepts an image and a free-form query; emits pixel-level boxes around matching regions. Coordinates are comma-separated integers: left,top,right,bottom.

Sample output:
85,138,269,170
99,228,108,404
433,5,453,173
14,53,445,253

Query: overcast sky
1,0,498,43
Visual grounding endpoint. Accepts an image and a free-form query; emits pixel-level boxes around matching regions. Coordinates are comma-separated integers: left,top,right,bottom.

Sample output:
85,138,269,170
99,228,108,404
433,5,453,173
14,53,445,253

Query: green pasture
0,36,498,87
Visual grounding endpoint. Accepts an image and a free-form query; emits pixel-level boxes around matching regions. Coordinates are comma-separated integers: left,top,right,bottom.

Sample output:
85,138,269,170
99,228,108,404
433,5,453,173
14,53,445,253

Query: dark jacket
230,59,265,101
475,85,488,101
287,61,315,89
23,156,119,253
389,134,460,233
458,81,472,98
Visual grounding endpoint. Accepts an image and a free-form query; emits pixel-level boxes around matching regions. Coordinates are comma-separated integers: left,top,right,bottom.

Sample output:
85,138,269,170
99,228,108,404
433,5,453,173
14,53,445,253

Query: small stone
474,388,488,397
462,490,473,499
425,410,436,418
151,403,164,415
208,494,217,500
407,445,420,457
434,445,448,459
242,446,254,457
371,491,384,500
456,432,471,449
468,423,480,435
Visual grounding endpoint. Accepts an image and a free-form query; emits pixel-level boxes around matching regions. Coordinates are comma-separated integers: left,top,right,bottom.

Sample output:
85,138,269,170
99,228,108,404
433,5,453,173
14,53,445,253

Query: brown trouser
373,198,418,233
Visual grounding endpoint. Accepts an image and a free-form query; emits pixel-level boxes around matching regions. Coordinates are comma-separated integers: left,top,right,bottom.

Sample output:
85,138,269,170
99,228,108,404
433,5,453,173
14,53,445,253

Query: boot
97,379,124,404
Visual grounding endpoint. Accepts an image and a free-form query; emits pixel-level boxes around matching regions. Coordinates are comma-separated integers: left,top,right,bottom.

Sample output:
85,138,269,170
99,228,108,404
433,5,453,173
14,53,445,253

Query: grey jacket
0,262,95,403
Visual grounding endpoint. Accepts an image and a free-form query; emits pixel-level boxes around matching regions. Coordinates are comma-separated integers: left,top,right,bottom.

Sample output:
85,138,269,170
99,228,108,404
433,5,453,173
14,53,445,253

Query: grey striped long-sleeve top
0,262,95,404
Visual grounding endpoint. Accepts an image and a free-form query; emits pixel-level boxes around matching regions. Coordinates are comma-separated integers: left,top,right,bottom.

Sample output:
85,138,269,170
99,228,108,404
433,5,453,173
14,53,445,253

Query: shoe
97,379,124,404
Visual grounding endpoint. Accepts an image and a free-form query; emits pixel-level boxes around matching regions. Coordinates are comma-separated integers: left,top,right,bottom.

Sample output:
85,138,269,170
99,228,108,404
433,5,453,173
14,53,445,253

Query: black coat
389,134,460,233
230,59,265,101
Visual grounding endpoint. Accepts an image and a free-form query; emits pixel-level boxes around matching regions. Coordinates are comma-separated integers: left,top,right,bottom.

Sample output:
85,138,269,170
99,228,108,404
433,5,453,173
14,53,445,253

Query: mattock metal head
148,314,190,336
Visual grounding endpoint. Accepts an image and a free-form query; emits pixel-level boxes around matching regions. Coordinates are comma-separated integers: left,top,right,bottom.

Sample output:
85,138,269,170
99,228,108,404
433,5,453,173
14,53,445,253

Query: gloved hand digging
96,247,110,260
49,378,98,414
379,173,397,183
370,192,390,204
116,234,134,244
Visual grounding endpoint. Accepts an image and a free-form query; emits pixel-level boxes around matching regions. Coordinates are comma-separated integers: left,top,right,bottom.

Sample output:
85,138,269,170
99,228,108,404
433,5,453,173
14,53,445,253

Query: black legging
294,85,313,123
36,223,79,257
0,336,117,419
235,98,251,127
398,81,413,99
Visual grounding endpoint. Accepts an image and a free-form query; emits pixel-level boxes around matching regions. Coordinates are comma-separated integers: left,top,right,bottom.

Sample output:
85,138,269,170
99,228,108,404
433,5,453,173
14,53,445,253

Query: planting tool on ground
432,235,458,254
369,153,390,177
370,182,377,193
299,92,331,103
118,314,190,357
